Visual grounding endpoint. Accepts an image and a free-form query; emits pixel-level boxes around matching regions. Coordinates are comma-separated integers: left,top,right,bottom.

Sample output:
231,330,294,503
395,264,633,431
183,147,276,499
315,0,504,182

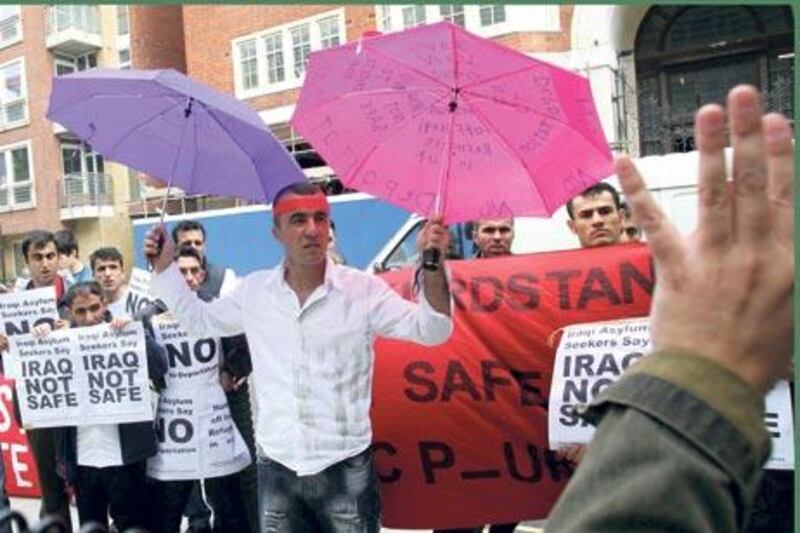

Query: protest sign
0,287,59,338
126,268,155,316
148,316,250,481
0,287,57,496
372,243,653,529
4,322,153,428
548,318,794,470
0,376,39,497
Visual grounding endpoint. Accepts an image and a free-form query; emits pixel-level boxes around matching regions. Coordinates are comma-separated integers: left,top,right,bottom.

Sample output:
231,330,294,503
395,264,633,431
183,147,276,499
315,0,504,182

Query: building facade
0,5,189,284
174,4,793,194
0,4,792,282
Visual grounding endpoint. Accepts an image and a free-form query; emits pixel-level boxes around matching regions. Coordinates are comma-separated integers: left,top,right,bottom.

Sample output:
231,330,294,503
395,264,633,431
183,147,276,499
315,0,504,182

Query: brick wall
497,6,574,52
182,5,377,110
130,6,186,72
0,6,63,236
182,5,575,114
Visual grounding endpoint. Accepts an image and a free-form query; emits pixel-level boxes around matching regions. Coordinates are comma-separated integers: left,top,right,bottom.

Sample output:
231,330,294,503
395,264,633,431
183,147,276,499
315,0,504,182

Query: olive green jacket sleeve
546,350,771,533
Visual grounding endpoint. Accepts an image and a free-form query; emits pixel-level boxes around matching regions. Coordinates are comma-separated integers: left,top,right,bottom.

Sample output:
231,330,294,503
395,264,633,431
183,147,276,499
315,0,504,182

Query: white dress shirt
77,425,123,468
151,260,452,476
77,289,130,468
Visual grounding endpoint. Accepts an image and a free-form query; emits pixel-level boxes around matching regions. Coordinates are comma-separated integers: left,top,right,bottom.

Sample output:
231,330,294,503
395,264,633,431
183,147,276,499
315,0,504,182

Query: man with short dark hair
89,247,128,317
618,202,641,243
566,182,624,248
1,230,72,531
172,220,237,296
55,229,93,285
472,218,514,258
145,180,452,532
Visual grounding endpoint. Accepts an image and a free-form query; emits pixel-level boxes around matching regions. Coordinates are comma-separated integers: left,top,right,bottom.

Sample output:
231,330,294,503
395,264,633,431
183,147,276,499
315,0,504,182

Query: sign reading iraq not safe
4,322,153,428
548,318,795,470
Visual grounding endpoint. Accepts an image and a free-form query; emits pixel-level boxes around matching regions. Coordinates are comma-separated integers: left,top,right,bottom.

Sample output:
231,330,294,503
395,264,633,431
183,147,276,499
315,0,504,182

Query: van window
381,222,468,271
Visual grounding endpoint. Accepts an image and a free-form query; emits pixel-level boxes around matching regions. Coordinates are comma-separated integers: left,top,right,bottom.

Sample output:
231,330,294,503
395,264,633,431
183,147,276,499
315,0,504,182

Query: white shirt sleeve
150,263,246,338
219,268,239,297
367,270,453,346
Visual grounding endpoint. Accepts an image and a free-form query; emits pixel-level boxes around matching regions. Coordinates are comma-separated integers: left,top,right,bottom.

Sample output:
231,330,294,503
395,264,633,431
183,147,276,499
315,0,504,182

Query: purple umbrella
47,68,305,205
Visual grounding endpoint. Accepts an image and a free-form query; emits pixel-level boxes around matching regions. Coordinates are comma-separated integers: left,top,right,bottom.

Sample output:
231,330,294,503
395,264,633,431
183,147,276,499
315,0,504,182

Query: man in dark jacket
49,281,167,531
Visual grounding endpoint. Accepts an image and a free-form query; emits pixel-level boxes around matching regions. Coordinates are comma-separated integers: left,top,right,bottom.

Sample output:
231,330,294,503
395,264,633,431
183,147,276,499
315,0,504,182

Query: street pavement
10,497,545,532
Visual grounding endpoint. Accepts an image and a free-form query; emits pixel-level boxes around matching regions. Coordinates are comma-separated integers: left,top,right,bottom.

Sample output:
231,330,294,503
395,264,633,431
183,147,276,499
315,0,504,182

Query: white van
368,148,727,272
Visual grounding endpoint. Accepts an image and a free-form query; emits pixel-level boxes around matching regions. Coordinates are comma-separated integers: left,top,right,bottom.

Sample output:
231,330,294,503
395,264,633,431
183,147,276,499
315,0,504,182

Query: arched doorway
635,6,793,155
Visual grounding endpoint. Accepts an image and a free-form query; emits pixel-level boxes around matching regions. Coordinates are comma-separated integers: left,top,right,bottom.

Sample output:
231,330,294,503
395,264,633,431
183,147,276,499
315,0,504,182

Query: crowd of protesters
0,86,792,533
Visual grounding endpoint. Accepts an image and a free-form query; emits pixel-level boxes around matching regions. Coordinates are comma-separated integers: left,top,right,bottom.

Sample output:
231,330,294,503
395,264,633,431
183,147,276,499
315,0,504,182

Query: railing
59,172,113,210
45,5,100,36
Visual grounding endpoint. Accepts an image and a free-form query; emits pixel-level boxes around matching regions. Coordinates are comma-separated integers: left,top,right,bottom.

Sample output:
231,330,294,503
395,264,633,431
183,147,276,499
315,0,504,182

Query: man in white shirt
145,182,453,532
89,247,129,317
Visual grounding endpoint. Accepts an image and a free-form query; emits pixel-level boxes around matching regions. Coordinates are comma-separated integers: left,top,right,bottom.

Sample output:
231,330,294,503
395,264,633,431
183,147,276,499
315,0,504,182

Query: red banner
0,376,41,497
373,243,652,529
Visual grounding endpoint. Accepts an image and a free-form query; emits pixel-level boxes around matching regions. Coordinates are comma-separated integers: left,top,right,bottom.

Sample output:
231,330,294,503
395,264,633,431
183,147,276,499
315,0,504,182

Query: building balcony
45,5,102,55
59,173,115,220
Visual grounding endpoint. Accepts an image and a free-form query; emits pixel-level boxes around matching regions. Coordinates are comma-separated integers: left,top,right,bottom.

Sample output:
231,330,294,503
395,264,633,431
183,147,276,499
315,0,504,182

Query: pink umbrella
291,21,613,227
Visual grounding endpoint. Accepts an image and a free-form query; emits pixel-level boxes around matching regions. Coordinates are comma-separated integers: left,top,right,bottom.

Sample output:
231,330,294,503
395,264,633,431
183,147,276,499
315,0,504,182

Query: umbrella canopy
48,68,305,204
291,22,613,224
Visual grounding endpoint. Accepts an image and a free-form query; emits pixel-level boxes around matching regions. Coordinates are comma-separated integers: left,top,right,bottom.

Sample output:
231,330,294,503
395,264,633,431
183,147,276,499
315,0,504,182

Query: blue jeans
258,449,380,533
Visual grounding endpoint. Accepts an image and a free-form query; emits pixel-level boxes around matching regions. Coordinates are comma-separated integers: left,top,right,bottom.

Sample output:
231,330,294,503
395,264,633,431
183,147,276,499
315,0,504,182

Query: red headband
273,195,330,217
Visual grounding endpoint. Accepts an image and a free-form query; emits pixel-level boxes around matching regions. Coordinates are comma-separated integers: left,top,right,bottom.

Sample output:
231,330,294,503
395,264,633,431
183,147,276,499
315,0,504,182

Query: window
635,6,794,156
263,33,285,84
0,142,33,210
61,141,104,176
237,39,258,90
232,9,345,96
49,5,100,34
61,141,106,199
479,5,506,26
76,53,97,71
118,49,131,70
439,5,465,27
377,5,537,37
54,52,97,76
290,24,311,78
402,6,426,29
318,16,341,49
380,221,466,271
269,121,324,169
0,6,20,48
378,5,392,32
117,5,129,36
0,59,25,128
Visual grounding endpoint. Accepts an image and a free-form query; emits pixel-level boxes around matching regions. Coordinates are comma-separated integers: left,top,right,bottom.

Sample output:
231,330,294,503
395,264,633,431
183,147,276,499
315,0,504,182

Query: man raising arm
145,182,452,531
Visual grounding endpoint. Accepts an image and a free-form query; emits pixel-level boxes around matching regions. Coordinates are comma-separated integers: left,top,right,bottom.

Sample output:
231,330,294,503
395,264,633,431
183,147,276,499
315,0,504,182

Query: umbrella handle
421,248,441,271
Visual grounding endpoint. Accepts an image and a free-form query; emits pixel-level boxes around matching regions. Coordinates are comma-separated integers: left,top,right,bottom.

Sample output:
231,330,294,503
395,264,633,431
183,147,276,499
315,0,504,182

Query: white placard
5,322,153,428
548,318,794,470
126,268,156,316
147,316,250,480
0,287,59,337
